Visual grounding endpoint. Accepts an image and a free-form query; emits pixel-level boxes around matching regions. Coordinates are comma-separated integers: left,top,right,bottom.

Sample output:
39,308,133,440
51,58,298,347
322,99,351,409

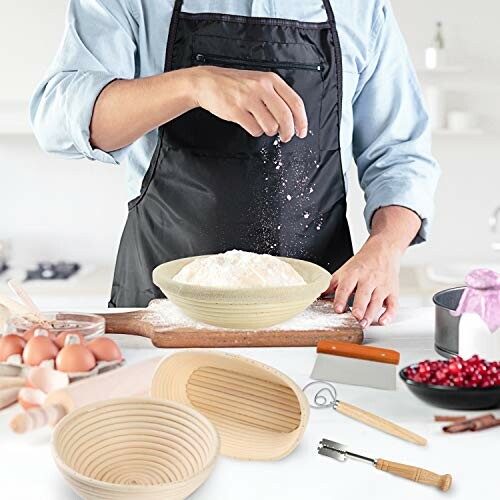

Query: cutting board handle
100,312,155,338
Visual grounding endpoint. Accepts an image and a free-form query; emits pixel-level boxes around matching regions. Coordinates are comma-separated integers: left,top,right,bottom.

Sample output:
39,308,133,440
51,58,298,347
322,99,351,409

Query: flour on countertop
147,299,353,331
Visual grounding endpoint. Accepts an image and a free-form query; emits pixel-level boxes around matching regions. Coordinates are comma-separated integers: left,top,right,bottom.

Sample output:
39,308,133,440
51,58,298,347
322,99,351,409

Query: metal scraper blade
318,439,347,461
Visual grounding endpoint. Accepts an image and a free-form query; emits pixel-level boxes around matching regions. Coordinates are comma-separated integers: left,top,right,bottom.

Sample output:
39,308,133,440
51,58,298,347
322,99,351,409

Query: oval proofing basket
151,350,309,461
152,255,332,329
52,398,219,500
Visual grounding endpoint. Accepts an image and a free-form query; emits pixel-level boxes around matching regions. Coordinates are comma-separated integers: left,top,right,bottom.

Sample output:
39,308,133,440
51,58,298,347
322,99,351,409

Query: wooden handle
0,293,30,315
99,312,156,338
317,340,400,365
376,458,452,492
7,279,52,328
336,401,427,446
0,387,20,410
0,377,25,390
9,404,67,434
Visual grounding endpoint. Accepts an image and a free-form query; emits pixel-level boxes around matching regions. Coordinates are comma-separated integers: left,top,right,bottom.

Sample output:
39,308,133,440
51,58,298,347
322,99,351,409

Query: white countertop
1,305,497,500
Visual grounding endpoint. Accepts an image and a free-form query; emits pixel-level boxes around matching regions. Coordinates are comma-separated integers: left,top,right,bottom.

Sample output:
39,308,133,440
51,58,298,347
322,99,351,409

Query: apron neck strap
321,0,337,26
172,0,184,17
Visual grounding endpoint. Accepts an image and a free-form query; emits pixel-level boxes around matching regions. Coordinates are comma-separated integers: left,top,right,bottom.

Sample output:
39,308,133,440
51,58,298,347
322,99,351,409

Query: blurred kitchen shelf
432,128,484,136
417,66,467,75
0,101,31,135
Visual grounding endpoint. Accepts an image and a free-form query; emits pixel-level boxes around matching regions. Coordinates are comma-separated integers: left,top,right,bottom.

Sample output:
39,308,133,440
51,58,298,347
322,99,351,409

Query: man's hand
323,206,422,328
324,239,400,328
191,66,308,142
91,66,307,151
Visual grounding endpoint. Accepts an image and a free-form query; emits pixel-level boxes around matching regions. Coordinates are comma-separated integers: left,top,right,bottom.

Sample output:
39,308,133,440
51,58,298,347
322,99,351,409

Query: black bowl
399,365,500,410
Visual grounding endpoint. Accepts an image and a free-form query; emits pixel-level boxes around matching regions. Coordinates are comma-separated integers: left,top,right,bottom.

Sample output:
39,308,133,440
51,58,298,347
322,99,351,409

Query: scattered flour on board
147,299,354,332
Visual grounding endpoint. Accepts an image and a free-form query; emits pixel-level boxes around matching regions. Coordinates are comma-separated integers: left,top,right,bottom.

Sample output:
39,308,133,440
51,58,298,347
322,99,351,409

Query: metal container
432,286,465,358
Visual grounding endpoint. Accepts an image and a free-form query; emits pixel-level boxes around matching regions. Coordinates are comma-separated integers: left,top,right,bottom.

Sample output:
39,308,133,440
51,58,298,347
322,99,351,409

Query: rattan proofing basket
152,255,331,329
52,398,219,500
151,350,309,461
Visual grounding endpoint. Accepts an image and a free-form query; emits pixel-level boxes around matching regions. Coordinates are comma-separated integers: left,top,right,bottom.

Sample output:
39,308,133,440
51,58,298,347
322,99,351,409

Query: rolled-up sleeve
30,0,138,164
352,0,440,243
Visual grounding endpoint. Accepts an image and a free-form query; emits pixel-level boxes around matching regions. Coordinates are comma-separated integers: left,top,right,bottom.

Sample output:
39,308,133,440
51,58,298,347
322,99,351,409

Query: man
31,0,439,328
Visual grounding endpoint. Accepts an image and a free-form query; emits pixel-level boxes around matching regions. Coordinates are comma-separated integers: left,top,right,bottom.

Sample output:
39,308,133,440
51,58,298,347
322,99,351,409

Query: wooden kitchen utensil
0,294,30,316
0,376,25,390
7,279,52,328
0,387,20,409
151,350,309,461
9,356,162,433
303,381,427,446
318,439,452,492
312,340,400,390
98,298,363,348
52,397,219,500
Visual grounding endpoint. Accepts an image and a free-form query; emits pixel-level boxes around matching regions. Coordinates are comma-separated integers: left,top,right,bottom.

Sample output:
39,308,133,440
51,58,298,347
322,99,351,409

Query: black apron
109,0,353,308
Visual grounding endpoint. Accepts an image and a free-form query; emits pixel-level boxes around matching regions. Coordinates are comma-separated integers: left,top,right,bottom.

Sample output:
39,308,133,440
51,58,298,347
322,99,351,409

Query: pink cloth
452,269,500,332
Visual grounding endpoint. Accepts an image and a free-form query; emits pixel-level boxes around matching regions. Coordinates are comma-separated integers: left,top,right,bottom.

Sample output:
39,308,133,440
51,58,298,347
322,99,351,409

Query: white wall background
0,0,499,269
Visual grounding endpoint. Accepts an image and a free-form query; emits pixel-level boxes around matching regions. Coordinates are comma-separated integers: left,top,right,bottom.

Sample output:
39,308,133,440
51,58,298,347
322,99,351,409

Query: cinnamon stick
443,413,500,433
434,415,466,422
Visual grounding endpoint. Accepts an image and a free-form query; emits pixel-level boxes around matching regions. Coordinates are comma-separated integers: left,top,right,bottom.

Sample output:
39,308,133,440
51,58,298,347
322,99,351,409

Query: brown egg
23,327,56,342
0,334,26,362
56,344,96,373
87,337,122,362
22,336,59,366
55,331,87,349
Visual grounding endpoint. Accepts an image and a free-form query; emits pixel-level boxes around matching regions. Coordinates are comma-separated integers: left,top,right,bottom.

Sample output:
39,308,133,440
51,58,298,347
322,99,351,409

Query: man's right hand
91,66,307,152
189,66,308,143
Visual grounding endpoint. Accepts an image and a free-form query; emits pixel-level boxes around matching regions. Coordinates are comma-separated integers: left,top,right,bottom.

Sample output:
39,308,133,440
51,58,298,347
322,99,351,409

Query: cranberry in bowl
399,355,500,410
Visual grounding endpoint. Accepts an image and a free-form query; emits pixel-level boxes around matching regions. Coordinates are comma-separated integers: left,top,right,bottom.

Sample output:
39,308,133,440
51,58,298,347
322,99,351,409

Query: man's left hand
323,238,400,328
322,205,422,329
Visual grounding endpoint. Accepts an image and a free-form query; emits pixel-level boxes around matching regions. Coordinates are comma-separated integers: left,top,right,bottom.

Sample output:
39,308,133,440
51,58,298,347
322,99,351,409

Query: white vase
458,313,500,360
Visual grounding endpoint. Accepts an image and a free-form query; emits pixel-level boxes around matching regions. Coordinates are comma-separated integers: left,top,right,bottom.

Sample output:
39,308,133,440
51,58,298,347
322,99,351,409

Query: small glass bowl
9,312,105,341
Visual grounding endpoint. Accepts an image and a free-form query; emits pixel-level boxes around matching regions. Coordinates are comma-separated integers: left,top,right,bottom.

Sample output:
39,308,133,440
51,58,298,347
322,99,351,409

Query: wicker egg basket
151,350,310,461
152,255,331,329
52,398,219,500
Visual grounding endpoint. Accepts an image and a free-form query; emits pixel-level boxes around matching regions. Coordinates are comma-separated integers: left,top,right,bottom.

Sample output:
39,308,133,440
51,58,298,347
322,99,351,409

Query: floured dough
172,250,306,288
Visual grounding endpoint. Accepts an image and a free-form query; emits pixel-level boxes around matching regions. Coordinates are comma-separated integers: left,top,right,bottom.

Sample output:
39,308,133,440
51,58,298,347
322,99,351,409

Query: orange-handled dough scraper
311,340,400,390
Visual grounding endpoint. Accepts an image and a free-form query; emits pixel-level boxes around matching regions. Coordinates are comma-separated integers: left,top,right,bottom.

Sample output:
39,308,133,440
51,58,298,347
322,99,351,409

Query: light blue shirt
30,0,439,242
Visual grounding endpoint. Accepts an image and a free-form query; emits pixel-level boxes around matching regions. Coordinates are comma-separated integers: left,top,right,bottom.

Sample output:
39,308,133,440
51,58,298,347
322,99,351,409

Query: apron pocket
165,35,324,158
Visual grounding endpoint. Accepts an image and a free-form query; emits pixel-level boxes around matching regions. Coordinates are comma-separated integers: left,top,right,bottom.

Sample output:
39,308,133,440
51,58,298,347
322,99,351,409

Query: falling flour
147,299,354,332
172,250,306,288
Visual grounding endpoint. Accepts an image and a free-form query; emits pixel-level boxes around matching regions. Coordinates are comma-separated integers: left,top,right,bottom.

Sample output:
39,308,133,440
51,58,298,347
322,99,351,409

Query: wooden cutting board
97,298,363,348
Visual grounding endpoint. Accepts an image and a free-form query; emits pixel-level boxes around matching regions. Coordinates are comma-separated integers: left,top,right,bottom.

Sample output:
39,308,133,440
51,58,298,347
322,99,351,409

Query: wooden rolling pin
0,388,20,410
9,356,162,433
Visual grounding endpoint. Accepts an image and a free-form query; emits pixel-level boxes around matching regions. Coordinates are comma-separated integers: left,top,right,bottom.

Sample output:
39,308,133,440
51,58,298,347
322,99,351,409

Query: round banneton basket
151,350,309,461
152,255,332,329
52,398,219,500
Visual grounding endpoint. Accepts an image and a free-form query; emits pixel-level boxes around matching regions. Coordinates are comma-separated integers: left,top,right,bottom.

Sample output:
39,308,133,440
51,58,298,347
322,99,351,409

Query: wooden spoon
7,279,52,328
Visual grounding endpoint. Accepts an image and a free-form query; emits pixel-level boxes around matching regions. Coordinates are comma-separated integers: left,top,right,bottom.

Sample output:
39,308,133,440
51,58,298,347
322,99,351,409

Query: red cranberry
448,361,462,375
463,364,476,376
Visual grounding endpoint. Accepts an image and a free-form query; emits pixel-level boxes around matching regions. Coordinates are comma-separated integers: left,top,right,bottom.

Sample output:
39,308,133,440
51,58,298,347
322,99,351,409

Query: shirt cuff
64,71,121,164
364,181,435,245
